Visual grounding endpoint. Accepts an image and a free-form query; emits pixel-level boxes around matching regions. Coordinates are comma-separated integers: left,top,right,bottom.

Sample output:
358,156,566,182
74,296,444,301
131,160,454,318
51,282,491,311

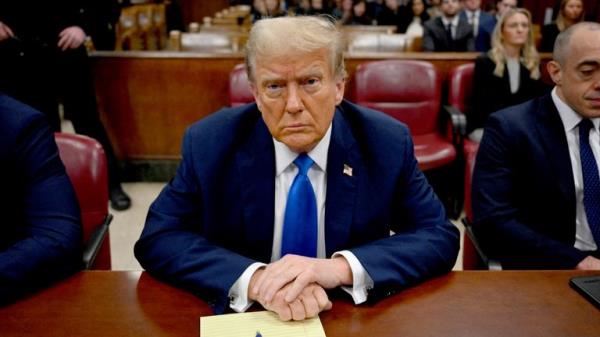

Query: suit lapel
236,114,275,262
533,94,576,206
324,105,359,256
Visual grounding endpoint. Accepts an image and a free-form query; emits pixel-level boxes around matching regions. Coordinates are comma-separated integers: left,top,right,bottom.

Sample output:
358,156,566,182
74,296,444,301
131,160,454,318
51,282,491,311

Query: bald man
472,22,600,270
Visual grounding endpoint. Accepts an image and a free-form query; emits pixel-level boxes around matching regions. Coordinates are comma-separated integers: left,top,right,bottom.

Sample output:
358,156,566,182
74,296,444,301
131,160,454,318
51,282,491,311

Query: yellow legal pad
200,311,326,337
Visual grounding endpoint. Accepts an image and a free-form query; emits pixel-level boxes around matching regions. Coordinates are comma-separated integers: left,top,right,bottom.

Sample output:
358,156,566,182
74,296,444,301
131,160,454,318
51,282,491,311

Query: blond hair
489,8,540,80
245,15,346,83
555,0,584,31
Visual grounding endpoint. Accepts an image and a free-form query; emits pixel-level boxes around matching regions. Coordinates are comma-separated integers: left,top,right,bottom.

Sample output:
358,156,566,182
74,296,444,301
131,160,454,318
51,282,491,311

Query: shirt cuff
332,250,374,304
228,262,266,312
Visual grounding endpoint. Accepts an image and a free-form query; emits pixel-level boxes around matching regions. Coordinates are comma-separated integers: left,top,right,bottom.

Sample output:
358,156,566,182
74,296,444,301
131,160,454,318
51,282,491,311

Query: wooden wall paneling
91,52,553,162
178,0,230,27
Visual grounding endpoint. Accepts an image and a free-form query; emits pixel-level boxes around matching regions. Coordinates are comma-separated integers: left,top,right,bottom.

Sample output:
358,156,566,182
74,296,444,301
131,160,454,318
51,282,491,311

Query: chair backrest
353,60,442,135
447,63,475,114
229,63,254,107
55,133,111,270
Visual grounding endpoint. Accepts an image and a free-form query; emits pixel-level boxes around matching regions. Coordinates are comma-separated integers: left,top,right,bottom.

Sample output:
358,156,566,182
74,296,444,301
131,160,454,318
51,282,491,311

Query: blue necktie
579,119,600,245
281,153,317,258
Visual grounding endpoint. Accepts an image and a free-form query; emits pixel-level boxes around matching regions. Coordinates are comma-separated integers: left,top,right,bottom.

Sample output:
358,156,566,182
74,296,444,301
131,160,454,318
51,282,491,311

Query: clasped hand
248,254,352,321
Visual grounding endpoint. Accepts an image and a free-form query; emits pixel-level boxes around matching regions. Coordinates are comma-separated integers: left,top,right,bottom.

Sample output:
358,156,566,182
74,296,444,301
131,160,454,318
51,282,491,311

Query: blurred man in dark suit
423,0,475,51
0,93,82,306
472,22,600,270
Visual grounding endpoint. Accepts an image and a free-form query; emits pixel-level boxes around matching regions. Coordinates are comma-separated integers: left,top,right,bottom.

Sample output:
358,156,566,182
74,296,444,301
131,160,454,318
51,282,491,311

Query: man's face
463,0,481,12
251,49,345,153
496,0,517,16
385,0,399,11
441,0,461,17
549,28,600,118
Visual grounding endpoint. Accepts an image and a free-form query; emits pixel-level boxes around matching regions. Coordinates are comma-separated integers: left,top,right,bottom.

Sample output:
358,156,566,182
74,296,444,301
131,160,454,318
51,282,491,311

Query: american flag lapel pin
343,164,353,177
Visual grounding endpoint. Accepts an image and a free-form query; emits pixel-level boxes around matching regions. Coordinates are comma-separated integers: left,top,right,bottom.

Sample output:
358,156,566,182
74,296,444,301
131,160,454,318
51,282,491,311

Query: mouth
283,123,310,131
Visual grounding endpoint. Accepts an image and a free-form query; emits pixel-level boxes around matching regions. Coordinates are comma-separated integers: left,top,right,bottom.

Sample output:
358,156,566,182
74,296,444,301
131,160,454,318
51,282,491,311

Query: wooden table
1,271,598,337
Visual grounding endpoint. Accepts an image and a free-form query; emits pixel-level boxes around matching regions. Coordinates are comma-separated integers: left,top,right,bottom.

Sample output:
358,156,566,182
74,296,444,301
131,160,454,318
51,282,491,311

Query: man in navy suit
135,16,459,320
0,93,82,305
460,0,495,52
472,22,600,270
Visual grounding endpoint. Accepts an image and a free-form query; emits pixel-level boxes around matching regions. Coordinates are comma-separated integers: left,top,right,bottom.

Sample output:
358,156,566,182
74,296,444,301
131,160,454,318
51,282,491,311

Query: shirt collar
552,87,600,133
466,9,480,17
273,123,332,176
442,15,459,27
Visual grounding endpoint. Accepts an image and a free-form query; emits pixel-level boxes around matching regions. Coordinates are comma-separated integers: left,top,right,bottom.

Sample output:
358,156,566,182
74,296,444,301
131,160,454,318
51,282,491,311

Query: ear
547,60,562,86
250,82,259,101
334,77,346,105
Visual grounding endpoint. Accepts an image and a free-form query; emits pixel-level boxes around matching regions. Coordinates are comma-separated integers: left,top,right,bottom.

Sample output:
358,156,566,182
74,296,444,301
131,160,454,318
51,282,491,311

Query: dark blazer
459,10,495,52
540,23,560,53
469,55,548,133
422,16,475,52
0,93,81,305
135,100,459,314
472,93,591,269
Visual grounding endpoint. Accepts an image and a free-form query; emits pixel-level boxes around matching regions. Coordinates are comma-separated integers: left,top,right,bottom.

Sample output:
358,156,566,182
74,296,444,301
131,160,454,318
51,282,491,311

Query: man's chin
279,136,319,153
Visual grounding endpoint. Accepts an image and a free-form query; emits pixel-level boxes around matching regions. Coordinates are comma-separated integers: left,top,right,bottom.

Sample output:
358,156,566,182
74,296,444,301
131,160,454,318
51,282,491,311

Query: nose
285,83,304,114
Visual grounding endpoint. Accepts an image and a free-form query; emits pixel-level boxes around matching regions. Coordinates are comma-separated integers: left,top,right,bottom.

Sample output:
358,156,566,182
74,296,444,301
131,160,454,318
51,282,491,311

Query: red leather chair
447,63,500,270
229,63,254,107
354,60,464,218
55,133,112,270
354,60,461,171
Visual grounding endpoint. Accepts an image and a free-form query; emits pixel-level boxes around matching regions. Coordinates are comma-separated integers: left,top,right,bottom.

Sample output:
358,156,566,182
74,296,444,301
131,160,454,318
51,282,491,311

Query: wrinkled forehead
254,49,333,78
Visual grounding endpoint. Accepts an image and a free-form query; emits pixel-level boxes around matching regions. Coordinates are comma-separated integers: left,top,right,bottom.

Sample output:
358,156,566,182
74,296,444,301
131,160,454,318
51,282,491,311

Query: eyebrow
576,60,600,68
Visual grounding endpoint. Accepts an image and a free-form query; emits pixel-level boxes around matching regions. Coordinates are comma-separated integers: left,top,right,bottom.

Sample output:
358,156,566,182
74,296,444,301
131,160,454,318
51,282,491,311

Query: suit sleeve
134,128,257,314
422,23,436,51
349,131,460,302
0,115,82,305
472,113,587,268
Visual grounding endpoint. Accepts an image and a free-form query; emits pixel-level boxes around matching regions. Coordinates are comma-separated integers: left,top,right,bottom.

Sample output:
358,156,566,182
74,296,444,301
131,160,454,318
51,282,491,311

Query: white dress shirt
465,9,480,36
552,88,600,251
506,57,521,94
228,124,374,312
441,15,460,39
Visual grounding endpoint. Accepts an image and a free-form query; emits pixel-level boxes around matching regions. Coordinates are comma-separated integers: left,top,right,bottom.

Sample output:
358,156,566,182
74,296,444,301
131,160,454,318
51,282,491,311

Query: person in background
540,0,584,53
468,8,546,141
422,0,475,51
366,0,385,20
427,0,443,18
82,0,121,50
307,0,331,15
405,0,430,38
472,22,600,270
343,0,373,25
376,0,411,32
0,93,82,306
460,0,495,52
135,15,459,320
0,1,132,210
331,0,345,19
494,0,517,21
253,0,286,21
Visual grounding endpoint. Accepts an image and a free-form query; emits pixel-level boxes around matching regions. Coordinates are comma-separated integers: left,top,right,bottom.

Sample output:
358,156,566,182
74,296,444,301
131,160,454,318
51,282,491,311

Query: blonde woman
540,0,584,52
468,8,547,141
